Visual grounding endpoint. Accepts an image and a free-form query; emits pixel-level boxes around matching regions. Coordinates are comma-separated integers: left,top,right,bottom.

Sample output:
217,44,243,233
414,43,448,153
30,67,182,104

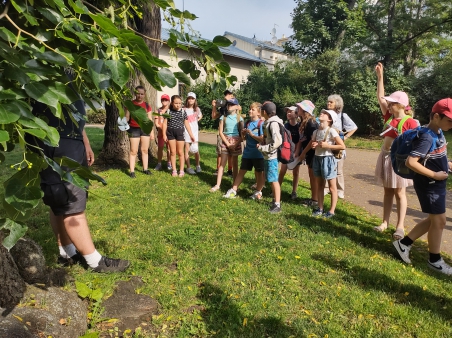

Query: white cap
320,109,338,125
284,106,297,112
117,116,130,131
187,92,196,99
189,142,199,154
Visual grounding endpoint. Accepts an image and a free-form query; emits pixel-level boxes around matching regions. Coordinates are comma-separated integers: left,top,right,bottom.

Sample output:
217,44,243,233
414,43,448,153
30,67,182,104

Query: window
178,83,187,98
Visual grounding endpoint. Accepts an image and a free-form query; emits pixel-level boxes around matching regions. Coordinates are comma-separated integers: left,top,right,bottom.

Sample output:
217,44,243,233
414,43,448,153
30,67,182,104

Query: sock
59,246,69,258
63,244,77,258
429,253,441,263
400,236,414,246
275,202,281,207
83,250,103,268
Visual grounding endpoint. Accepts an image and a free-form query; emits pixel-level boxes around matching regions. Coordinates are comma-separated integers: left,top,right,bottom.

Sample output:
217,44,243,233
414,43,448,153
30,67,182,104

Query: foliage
86,109,107,124
0,0,234,249
76,281,104,332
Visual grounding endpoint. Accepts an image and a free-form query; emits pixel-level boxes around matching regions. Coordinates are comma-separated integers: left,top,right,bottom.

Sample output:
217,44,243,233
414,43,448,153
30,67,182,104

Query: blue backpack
390,126,439,179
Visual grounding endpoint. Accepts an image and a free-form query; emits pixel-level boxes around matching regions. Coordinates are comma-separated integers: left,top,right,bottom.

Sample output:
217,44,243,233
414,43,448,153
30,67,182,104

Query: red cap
432,98,452,119
161,94,170,101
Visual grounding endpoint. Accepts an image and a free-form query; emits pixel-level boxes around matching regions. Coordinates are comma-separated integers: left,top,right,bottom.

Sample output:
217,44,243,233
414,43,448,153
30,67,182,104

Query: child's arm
298,140,313,161
218,119,228,144
294,140,302,156
319,133,345,150
375,62,388,116
259,123,282,154
184,120,195,142
406,156,448,180
247,129,264,143
162,118,168,142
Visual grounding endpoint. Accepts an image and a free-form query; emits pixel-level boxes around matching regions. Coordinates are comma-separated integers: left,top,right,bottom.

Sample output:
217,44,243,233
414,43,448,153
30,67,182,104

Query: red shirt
129,101,151,128
382,111,418,139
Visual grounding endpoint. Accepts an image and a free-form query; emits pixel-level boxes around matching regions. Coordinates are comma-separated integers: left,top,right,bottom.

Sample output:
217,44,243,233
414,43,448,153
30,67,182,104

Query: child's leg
195,151,200,167
380,187,395,228
427,213,446,254
129,137,140,173
308,167,318,201
271,182,281,203
292,165,300,193
327,177,338,214
168,139,177,171
228,154,233,172
278,164,288,187
256,170,265,191
184,142,191,168
157,142,163,163
140,136,150,171
232,170,247,191
176,140,185,173
232,156,239,181
215,154,229,187
216,154,221,170
316,176,326,210
394,187,407,231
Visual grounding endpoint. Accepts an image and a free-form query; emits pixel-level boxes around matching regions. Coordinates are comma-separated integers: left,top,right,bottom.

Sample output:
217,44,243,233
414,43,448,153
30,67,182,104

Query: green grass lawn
2,127,452,337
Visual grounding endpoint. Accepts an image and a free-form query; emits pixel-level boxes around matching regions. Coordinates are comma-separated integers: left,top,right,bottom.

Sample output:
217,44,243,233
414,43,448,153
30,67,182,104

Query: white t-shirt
312,127,339,156
184,107,202,142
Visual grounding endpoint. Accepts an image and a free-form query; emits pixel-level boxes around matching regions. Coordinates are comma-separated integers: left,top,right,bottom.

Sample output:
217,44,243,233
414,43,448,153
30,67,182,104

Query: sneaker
291,192,298,200
172,171,178,177
302,199,318,207
130,172,136,178
250,191,263,201
227,170,233,177
93,256,130,273
167,164,172,171
143,169,152,175
269,203,281,214
209,185,220,193
323,211,335,218
154,163,162,171
250,183,257,190
312,208,324,217
392,240,412,264
196,165,202,173
186,167,196,175
213,169,218,176
428,258,452,275
223,188,237,198
179,171,185,177
57,252,85,267
338,192,345,199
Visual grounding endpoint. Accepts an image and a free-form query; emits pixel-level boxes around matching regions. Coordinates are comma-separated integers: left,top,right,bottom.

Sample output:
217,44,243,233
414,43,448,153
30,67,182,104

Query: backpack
390,126,439,179
245,119,264,136
268,121,295,164
381,115,412,136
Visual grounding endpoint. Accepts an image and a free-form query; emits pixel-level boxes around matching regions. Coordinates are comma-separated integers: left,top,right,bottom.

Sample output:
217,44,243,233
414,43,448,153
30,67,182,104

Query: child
257,101,283,213
374,62,418,239
125,86,155,178
223,102,265,199
300,109,345,218
278,106,301,200
394,98,452,275
162,95,195,177
154,94,171,171
209,98,243,192
183,92,203,174
297,100,319,206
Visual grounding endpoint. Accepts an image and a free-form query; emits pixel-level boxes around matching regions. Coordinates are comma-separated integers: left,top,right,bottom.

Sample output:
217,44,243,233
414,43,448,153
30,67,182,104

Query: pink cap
161,94,170,101
382,91,409,107
432,98,452,119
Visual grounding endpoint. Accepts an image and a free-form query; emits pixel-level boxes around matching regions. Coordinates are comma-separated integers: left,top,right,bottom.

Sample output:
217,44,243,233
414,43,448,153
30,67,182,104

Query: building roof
224,31,286,53
161,28,265,64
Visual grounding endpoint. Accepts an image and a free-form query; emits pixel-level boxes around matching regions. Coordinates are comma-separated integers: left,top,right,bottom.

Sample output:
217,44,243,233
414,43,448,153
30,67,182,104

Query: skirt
375,146,413,188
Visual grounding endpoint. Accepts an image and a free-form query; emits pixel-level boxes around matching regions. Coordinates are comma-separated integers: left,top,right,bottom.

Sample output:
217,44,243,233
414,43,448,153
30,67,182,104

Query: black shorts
414,186,446,214
128,126,149,138
167,128,185,141
38,138,88,216
240,157,265,172
305,150,315,168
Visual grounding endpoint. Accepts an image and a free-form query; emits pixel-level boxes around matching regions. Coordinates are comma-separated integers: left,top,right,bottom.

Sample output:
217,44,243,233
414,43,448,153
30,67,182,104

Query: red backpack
268,121,295,164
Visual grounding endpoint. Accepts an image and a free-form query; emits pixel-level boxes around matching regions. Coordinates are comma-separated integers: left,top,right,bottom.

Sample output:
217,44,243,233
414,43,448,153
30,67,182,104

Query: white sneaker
250,191,262,201
186,167,196,175
393,240,411,264
223,189,237,199
196,165,202,173
428,258,452,275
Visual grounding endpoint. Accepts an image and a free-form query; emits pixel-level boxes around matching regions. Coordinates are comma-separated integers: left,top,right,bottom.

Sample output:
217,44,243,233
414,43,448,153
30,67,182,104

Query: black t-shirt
301,119,319,149
285,122,300,144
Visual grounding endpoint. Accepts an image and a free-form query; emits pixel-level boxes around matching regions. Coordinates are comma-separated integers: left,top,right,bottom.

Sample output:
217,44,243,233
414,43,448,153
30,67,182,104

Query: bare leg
377,187,395,230
394,187,407,231
256,171,265,191
292,165,300,193
271,181,281,203
184,142,191,168
168,139,177,171
328,177,338,214
232,170,248,191
195,151,200,167
316,176,326,210
157,144,163,163
216,154,221,170
308,167,318,201
140,136,150,171
215,154,228,187
278,164,288,187
129,137,140,173
232,156,239,181
427,213,446,254
176,140,185,173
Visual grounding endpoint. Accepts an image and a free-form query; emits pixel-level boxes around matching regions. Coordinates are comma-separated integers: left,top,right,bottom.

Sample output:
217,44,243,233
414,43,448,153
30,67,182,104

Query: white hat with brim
320,109,338,125
117,116,130,131
187,92,197,99
284,106,297,112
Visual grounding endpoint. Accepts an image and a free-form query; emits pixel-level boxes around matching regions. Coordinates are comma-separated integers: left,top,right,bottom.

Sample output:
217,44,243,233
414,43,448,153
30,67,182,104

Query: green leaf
105,60,130,87
56,156,107,186
0,218,28,251
90,288,103,301
23,59,59,76
75,281,92,298
153,0,172,10
43,125,60,147
3,199,33,222
0,88,27,100
190,69,201,80
87,59,111,90
38,7,64,25
0,130,10,143
216,61,231,74
178,59,195,74
3,66,30,85
4,178,43,212
35,51,69,66
23,129,47,139
182,10,198,20
0,104,21,124
124,101,154,135
174,72,191,86
79,332,99,338
23,13,39,26
205,46,223,61
4,100,34,119
213,36,232,47
158,68,177,88
0,27,16,43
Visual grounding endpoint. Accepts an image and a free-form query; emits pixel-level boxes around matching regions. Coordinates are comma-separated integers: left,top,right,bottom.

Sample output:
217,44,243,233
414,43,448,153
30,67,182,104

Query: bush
86,109,106,124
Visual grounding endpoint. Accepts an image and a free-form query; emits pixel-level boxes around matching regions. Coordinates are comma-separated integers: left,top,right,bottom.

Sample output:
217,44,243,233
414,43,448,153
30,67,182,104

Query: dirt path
199,132,452,256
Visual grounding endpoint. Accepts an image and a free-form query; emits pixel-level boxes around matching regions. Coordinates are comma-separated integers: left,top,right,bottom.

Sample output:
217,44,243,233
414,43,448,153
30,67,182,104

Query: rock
0,242,26,309
10,238,48,284
0,284,88,338
99,276,160,336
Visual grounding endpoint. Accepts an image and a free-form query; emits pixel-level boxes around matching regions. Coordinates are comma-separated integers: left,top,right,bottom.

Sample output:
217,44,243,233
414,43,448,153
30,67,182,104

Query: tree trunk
383,0,396,67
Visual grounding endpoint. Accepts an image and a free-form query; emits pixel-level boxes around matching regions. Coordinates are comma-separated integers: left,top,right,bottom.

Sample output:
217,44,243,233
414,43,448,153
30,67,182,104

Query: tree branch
0,1,10,20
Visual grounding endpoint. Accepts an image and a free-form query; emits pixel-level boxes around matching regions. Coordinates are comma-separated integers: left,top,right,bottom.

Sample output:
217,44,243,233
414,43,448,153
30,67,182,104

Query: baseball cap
227,98,239,106
297,100,315,115
432,98,452,119
382,91,409,107
187,92,196,99
262,101,276,115
320,109,338,124
224,89,233,96
284,106,297,112
161,94,170,101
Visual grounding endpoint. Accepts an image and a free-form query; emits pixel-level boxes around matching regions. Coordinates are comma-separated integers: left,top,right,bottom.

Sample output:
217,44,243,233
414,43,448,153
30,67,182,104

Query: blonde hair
250,102,262,114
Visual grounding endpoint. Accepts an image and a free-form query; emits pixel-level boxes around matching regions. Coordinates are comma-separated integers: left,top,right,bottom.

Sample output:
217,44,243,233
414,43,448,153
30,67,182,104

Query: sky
162,0,296,41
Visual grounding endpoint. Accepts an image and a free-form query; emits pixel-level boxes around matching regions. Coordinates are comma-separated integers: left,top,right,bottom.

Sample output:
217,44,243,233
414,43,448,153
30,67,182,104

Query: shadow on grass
312,253,452,322
197,282,300,337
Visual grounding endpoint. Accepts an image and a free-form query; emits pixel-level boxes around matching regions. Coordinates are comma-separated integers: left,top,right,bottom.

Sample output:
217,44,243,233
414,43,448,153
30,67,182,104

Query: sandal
172,171,178,177
393,228,405,241
373,223,388,232
209,185,220,193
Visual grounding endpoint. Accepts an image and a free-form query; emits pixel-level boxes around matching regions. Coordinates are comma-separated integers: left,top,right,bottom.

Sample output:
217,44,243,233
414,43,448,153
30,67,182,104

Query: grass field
1,127,452,337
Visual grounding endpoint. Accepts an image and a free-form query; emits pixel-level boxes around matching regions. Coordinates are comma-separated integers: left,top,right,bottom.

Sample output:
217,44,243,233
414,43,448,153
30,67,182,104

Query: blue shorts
414,186,446,214
313,155,337,180
264,158,279,183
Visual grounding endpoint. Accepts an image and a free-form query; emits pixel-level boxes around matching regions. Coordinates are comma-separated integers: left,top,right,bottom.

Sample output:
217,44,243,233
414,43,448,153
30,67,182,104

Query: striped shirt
166,109,187,129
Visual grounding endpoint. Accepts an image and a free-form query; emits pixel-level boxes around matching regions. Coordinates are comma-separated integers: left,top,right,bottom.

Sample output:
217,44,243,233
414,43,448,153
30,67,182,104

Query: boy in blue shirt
223,102,265,199
394,98,452,274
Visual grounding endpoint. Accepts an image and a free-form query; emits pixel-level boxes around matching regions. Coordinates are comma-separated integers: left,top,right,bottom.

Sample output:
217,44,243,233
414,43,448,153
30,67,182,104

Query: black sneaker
130,172,136,178
269,203,281,214
143,169,152,175
227,170,233,177
57,252,85,267
93,256,130,273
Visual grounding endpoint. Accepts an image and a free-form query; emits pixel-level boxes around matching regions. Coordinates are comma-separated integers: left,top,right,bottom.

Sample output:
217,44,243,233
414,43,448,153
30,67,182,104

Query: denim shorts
264,158,279,183
313,155,337,180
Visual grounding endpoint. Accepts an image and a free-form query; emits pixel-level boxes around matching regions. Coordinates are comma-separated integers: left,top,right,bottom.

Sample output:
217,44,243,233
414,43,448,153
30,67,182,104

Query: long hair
299,112,317,134
328,94,344,113
185,96,198,111
169,95,182,111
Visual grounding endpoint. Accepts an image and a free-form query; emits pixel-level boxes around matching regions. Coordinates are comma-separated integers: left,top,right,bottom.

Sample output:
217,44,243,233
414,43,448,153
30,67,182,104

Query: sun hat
382,91,409,107
161,94,170,101
432,98,452,119
117,116,130,131
284,106,297,112
189,142,199,154
320,109,338,125
187,92,196,99
297,100,315,115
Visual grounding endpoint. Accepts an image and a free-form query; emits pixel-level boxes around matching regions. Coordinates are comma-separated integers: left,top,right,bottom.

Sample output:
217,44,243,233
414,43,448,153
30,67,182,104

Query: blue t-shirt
410,129,448,191
243,120,264,159
220,114,243,136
